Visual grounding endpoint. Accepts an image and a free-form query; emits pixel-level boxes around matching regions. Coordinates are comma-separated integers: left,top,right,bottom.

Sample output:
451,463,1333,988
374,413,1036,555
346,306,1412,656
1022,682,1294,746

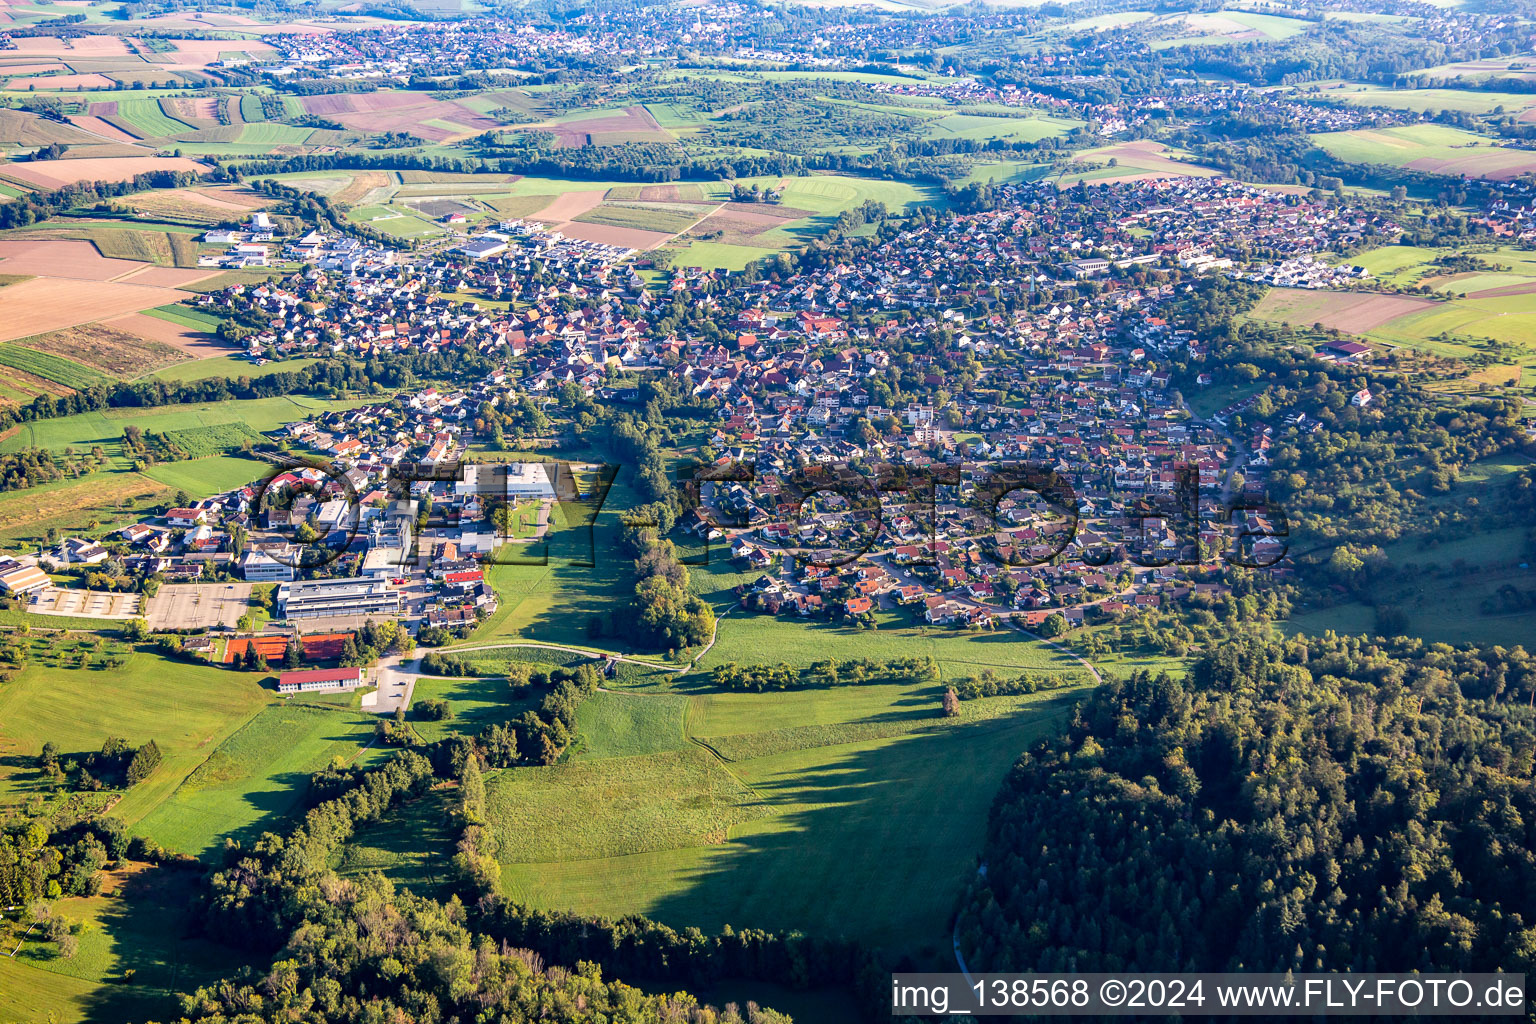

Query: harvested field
0,62,67,75
193,186,269,210
8,35,131,57
557,221,671,249
0,238,147,280
10,71,113,89
1404,151,1536,179
101,312,231,360
5,227,176,265
397,171,519,184
574,201,711,234
164,95,220,125
719,201,810,220
483,194,554,219
530,189,607,223
1464,281,1536,299
12,322,188,377
297,91,500,142
110,189,234,224
115,265,218,287
0,277,189,343
686,210,790,245
64,114,143,145
1071,140,1214,182
0,108,100,146
0,155,204,188
333,171,391,207
1247,287,1439,333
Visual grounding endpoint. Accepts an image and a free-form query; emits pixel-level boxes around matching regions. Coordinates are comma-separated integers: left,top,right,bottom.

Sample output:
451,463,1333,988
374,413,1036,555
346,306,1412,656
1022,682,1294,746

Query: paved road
361,640,683,715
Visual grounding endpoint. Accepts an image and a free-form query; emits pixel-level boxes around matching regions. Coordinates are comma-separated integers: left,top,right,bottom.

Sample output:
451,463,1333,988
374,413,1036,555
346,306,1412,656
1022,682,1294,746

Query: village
0,171,1379,670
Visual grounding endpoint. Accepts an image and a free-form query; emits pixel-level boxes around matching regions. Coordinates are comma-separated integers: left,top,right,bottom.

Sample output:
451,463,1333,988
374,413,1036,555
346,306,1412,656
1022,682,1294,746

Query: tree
1038,613,1068,638
942,687,961,717
283,633,303,669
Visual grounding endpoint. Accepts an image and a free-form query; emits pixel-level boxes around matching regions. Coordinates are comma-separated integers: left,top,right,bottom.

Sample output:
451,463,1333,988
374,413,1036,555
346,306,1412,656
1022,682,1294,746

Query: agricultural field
5,322,190,380
1245,287,1437,334
1310,82,1536,115
1311,123,1536,179
0,342,113,389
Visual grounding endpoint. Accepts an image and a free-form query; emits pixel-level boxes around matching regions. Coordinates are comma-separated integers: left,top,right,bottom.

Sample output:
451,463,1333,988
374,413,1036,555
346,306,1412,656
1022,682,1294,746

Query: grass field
572,691,690,760
142,454,265,498
0,395,366,460
1311,123,1536,179
1317,83,1536,115
0,647,273,826
103,96,195,138
2,860,256,1022
494,681,1086,958
144,304,225,332
695,609,1084,680
151,355,319,383
135,702,380,857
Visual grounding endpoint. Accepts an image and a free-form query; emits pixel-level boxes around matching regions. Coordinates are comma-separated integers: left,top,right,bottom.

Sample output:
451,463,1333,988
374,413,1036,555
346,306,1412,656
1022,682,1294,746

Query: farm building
278,666,363,695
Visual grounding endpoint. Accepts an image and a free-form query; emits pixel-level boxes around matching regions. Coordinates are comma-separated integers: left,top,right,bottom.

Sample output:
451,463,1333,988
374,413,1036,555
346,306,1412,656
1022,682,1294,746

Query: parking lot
145,583,256,630
32,587,142,620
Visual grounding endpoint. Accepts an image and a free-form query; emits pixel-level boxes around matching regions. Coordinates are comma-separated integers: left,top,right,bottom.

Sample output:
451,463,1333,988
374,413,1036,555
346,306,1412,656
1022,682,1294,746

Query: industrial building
276,577,402,620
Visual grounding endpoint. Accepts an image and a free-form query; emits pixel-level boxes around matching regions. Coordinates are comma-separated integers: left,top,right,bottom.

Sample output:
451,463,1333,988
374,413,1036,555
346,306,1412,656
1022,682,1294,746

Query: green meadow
1310,123,1536,178
135,703,381,857
0,395,369,461
142,454,266,498
493,680,1087,958
0,647,273,828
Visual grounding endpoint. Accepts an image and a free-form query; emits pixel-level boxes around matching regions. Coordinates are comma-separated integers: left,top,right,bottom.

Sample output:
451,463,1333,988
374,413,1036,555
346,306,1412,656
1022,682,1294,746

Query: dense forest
957,636,1536,974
